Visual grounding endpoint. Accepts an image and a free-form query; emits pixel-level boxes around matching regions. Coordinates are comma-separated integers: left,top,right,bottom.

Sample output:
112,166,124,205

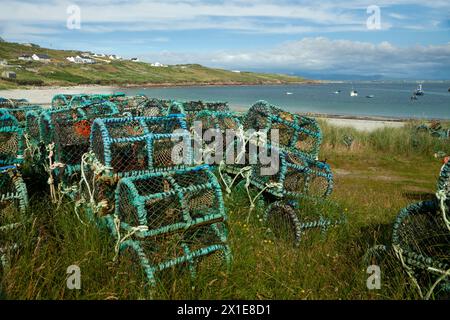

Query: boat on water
350,83,358,96
286,92,293,95
366,95,375,98
414,83,424,96
334,90,341,94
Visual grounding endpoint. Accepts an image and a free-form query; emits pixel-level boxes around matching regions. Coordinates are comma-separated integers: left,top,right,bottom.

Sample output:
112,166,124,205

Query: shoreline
0,85,438,132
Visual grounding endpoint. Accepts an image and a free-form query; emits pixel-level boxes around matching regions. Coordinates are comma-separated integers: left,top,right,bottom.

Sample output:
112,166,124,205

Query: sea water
119,81,450,119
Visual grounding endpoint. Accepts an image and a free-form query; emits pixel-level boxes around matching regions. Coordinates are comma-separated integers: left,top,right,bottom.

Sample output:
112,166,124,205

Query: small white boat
286,92,293,95
350,90,358,97
334,90,341,94
414,84,424,96
366,94,374,98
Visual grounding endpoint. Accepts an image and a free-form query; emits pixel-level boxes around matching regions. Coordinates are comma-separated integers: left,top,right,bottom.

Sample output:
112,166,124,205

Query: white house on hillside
18,54,33,61
32,54,51,62
150,62,167,67
66,55,95,64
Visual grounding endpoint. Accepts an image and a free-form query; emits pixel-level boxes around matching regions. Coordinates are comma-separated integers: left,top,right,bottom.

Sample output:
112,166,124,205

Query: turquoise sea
120,81,450,119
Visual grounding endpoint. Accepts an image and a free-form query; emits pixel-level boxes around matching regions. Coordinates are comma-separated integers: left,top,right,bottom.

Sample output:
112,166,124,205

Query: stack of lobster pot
80,113,231,287
210,101,338,245
167,100,229,129
0,107,29,270
51,92,126,109
36,101,120,199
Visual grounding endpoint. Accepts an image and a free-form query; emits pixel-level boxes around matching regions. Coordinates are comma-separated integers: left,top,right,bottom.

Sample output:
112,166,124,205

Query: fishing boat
350,83,358,97
414,83,424,96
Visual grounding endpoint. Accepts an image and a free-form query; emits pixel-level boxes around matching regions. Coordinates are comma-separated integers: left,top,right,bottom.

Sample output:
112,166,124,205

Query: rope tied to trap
45,143,65,204
112,214,148,262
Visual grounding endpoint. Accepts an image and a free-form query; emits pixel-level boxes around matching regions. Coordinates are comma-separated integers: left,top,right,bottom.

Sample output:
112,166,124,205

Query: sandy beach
0,85,406,132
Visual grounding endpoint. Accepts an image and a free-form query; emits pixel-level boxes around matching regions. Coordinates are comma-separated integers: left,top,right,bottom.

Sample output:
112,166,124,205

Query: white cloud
143,37,450,78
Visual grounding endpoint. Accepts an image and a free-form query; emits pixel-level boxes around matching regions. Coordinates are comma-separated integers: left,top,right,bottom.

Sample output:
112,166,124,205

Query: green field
0,42,306,90
1,121,448,300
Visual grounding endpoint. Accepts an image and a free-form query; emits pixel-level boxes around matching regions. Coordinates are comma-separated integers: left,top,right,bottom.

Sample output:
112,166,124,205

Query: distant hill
0,41,308,89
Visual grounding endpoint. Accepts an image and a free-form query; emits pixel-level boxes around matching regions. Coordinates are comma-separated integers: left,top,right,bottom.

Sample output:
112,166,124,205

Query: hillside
0,42,308,89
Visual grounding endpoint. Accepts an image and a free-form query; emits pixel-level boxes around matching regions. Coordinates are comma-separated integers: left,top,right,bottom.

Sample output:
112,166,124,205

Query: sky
0,0,449,79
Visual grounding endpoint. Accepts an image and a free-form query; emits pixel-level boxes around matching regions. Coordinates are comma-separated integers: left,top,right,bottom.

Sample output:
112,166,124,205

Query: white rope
393,244,424,299
113,215,148,261
425,267,450,300
23,133,38,160
45,143,65,204
77,152,111,220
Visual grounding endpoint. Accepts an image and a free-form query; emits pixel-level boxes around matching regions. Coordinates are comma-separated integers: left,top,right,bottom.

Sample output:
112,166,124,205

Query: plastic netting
243,101,322,159
0,125,24,166
38,102,120,197
417,122,450,139
106,165,230,286
111,96,168,117
223,142,333,199
90,115,192,176
0,98,29,108
0,166,28,214
392,200,450,297
366,162,450,299
167,101,229,127
0,105,43,128
51,93,126,109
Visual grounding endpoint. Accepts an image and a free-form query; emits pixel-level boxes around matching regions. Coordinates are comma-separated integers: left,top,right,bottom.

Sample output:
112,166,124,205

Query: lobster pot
52,104,119,167
113,165,230,285
437,162,450,196
0,126,24,166
392,200,450,284
0,109,19,128
120,223,230,286
51,94,73,109
0,98,29,109
243,101,322,159
0,166,28,214
227,142,333,199
1,106,42,127
90,115,192,176
192,111,244,163
167,101,229,128
25,110,42,146
115,165,226,236
110,95,148,112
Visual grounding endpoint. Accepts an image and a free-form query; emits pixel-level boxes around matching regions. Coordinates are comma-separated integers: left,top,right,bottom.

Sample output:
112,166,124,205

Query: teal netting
0,166,28,214
243,101,322,159
0,105,43,128
38,102,120,198
89,115,192,176
417,122,450,139
0,98,29,108
167,101,229,127
0,125,24,166
366,161,450,299
51,93,126,109
392,200,450,298
111,96,169,117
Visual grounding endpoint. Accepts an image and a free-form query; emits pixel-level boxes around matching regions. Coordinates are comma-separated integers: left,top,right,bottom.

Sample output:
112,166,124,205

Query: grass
0,41,306,88
0,122,448,299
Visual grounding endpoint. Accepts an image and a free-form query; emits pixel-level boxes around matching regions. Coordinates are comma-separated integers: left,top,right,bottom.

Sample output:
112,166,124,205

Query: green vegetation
1,122,447,299
0,42,306,89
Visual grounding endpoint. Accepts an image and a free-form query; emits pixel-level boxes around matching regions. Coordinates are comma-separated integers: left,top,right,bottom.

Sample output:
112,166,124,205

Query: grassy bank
0,122,447,299
0,42,307,89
